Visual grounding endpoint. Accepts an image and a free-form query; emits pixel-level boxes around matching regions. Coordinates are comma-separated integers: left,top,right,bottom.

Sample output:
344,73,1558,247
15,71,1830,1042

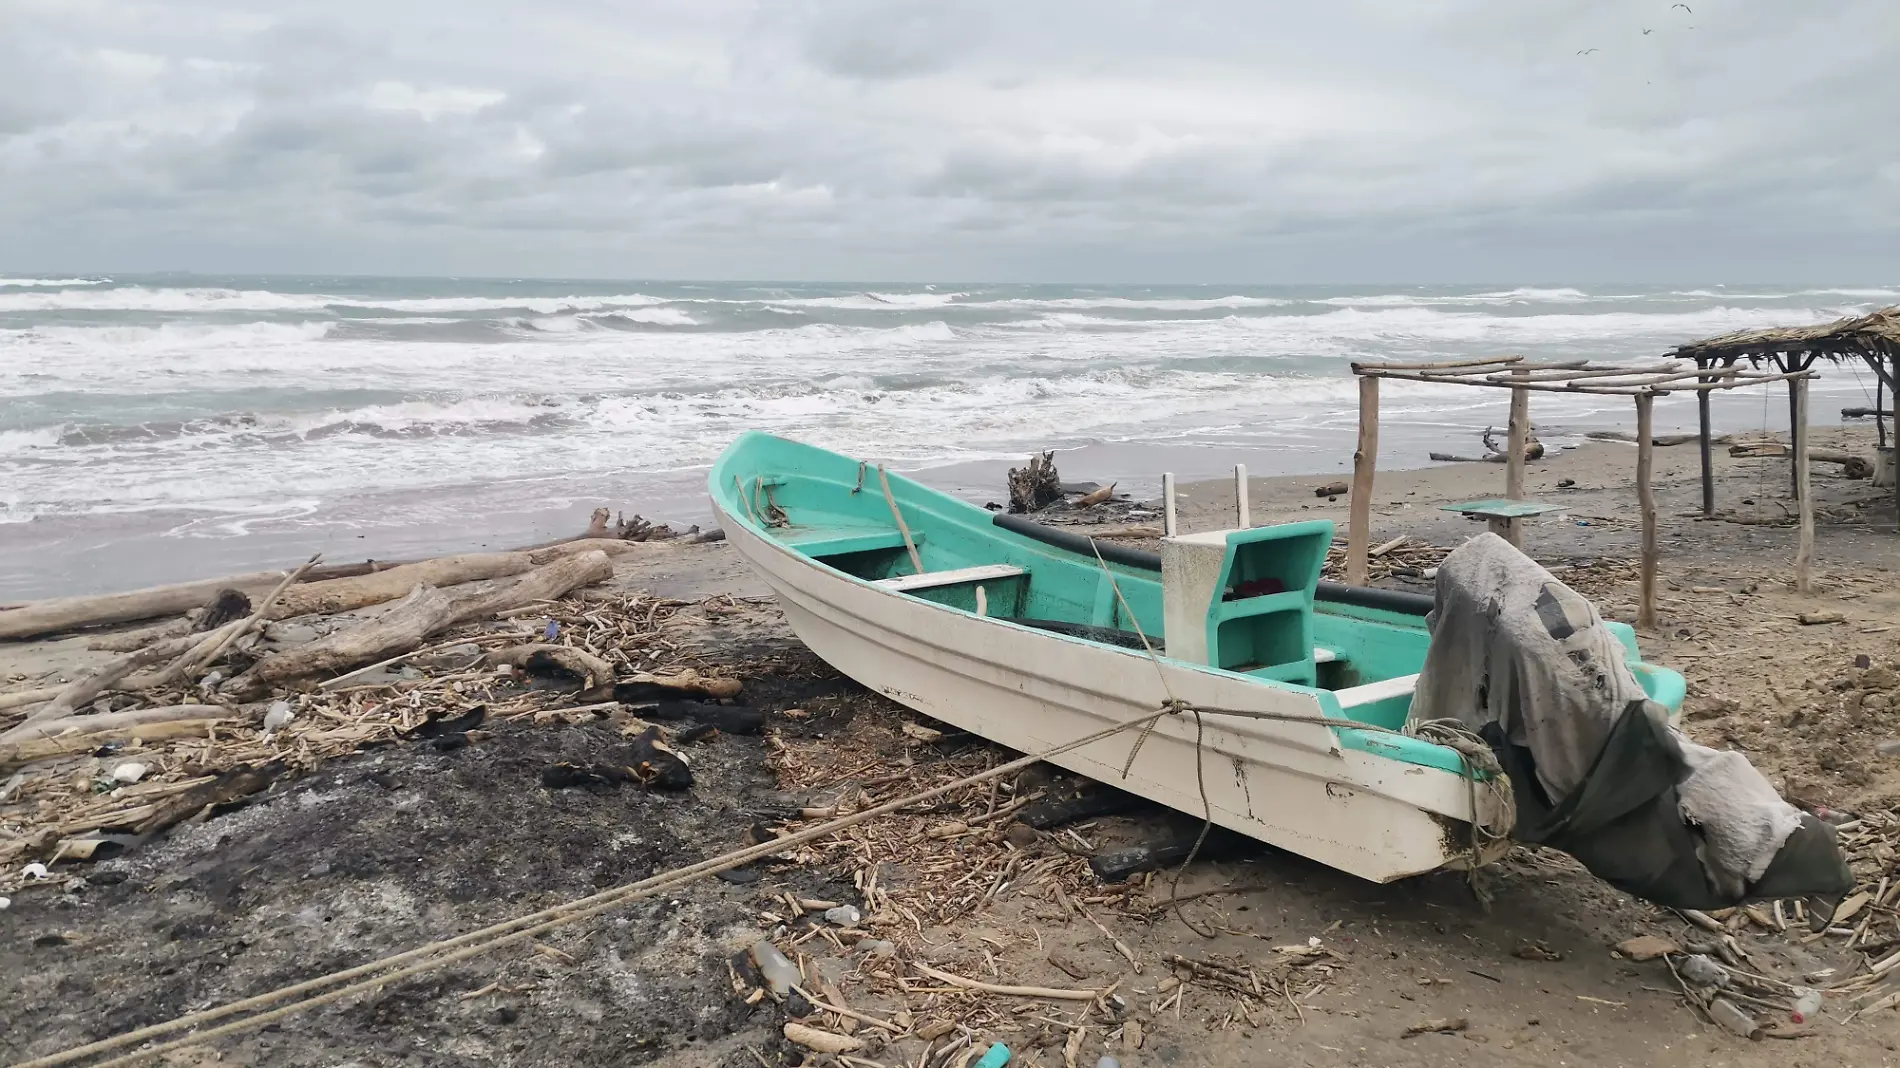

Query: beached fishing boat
710,432,1687,883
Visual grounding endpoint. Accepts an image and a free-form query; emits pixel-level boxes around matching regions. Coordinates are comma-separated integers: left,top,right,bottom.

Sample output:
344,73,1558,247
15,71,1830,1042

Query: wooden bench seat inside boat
1332,672,1420,709
875,563,1027,592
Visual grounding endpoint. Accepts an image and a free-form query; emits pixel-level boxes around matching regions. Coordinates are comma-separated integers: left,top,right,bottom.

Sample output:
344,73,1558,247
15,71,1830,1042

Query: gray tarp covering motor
1411,533,1851,909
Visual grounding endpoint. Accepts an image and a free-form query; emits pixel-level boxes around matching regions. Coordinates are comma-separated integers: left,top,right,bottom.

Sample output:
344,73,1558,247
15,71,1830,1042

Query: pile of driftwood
1322,536,1451,583
0,519,738,889
1006,452,1119,514
1429,425,1544,465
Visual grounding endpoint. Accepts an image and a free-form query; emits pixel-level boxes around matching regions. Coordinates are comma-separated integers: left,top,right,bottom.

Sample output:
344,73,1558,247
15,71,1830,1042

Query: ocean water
1,275,1893,597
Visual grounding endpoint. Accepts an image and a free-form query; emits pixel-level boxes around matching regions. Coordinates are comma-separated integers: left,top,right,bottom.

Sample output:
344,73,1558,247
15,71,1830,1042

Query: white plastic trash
23,862,49,879
824,905,861,927
263,700,295,734
111,762,148,784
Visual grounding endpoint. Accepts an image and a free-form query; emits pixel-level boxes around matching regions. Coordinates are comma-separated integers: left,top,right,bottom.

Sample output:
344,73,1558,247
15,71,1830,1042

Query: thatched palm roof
1671,305,1900,363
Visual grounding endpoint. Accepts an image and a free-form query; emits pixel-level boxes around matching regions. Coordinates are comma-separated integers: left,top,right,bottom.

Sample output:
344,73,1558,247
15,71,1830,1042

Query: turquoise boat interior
713,431,1688,777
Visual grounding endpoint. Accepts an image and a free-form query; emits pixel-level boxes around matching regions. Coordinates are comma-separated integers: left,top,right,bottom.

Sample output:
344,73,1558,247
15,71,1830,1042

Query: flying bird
1672,3,1691,11
1577,47,1599,54
1642,27,1653,34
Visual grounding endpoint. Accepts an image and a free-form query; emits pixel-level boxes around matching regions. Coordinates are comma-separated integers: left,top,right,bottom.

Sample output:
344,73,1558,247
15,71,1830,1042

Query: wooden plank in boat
875,564,1026,593
1334,672,1419,708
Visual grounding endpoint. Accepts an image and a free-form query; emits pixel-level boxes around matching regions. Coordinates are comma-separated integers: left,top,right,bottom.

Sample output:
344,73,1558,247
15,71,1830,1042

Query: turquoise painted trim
776,526,920,557
1199,521,1333,686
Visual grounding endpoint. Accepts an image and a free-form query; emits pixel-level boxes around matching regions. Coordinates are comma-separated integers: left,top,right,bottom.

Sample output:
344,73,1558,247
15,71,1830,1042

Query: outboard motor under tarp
1410,533,1850,910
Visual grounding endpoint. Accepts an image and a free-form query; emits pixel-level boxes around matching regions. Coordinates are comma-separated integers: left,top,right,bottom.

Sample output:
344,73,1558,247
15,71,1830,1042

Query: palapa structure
1346,356,1815,629
1669,306,1899,525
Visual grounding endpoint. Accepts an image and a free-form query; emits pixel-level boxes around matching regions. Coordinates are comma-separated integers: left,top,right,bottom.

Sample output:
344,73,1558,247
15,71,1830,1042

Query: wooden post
1635,393,1659,631
1697,365,1715,518
1234,464,1250,529
1162,472,1177,538
1346,375,1380,586
1793,376,1814,593
1504,369,1530,547
1786,354,1805,501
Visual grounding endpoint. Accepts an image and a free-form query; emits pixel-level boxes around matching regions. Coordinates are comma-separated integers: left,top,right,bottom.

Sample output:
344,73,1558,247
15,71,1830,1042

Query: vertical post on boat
1504,368,1530,548
1234,464,1250,529
1635,392,1659,631
1162,472,1178,538
1793,375,1814,594
1347,374,1380,586
1697,361,1716,518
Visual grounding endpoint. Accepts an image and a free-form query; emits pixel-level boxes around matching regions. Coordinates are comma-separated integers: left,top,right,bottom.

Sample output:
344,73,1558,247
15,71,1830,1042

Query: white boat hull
717,503,1504,883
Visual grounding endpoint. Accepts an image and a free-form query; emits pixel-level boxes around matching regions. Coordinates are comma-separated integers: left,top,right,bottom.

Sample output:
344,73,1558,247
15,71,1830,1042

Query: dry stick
877,465,925,576
319,635,503,691
1368,535,1409,558
1351,355,1525,373
912,963,1102,1002
790,988,905,1034
0,625,233,744
1483,364,1686,383
171,554,323,681
20,707,1171,1068
0,687,59,712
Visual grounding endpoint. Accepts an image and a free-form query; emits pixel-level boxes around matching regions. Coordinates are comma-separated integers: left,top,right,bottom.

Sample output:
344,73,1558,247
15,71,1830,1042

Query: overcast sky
3,0,1895,282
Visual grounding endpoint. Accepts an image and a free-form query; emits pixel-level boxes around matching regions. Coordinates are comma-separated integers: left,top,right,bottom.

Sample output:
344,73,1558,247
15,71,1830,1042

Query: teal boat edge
710,431,1687,778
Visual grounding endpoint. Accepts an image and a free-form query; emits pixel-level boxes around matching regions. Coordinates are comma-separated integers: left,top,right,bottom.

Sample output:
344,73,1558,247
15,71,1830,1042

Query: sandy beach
3,420,1898,1067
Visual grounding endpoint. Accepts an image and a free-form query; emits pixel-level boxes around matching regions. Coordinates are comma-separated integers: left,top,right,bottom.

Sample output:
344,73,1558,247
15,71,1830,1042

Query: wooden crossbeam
1354,367,1814,396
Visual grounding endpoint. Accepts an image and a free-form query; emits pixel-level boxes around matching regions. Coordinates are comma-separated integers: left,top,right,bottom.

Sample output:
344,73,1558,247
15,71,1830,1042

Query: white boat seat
1333,673,1419,709
875,564,1027,593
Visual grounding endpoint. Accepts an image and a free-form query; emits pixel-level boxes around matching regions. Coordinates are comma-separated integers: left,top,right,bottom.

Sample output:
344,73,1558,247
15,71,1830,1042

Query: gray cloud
0,0,1895,280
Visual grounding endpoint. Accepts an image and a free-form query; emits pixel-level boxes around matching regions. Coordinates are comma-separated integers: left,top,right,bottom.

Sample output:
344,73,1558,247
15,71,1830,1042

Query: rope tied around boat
1080,535,1516,919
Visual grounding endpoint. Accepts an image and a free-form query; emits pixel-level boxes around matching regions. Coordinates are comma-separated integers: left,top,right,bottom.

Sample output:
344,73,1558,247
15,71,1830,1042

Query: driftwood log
233,550,614,693
1588,429,1736,447
1481,425,1544,462
132,762,286,836
612,670,744,702
0,518,664,642
0,573,289,642
266,553,536,620
0,622,247,747
0,705,231,768
1007,452,1062,513
1730,442,1873,478
87,618,195,653
488,643,618,697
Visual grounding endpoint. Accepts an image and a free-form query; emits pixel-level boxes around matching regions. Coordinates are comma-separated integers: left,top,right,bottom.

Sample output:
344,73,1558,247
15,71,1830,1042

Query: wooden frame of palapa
1344,356,1816,630
1669,306,1900,526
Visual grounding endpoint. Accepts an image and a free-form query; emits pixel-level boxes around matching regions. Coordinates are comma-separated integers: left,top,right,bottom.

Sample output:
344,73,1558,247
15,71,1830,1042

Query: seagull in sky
1672,3,1692,11
1577,47,1599,54
1642,28,1653,34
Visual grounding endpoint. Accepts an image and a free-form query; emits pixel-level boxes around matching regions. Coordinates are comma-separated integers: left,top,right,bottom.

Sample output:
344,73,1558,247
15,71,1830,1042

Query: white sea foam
0,277,111,287
585,307,700,327
0,286,673,314
2,279,1890,534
